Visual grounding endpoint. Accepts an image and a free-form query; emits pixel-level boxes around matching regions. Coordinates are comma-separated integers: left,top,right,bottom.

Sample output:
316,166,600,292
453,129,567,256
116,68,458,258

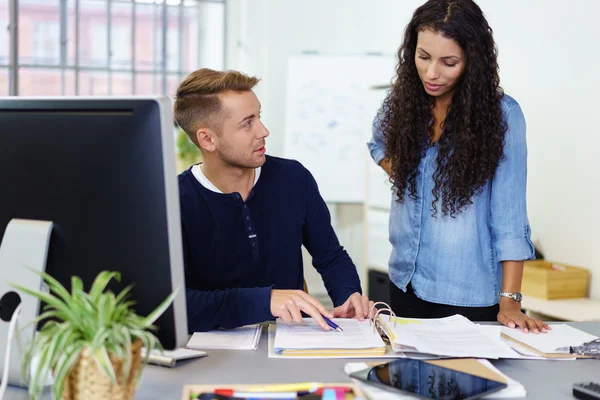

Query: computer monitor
0,96,187,350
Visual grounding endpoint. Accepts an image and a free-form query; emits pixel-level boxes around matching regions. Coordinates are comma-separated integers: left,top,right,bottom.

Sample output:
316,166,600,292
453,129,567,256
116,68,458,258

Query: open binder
271,302,597,359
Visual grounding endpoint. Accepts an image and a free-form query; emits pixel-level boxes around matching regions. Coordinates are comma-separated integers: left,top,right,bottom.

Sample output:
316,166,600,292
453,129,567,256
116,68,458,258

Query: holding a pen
271,290,372,332
322,315,343,332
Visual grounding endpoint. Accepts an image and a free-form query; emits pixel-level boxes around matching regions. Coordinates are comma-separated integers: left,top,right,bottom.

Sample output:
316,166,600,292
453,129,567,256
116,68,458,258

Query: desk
522,296,600,322
6,322,600,399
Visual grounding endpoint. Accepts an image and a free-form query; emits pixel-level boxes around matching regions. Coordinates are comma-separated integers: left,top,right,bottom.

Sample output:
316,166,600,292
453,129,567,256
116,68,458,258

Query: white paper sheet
273,318,385,351
381,315,511,358
501,324,598,354
186,324,262,350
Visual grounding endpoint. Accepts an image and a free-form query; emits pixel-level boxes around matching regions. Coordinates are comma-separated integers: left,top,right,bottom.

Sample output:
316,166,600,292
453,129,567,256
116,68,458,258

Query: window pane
0,0,8,66
79,71,109,95
111,2,132,70
167,74,180,99
0,68,8,95
80,0,107,68
66,0,76,66
19,68,62,95
166,5,180,73
19,1,61,66
196,1,224,70
152,3,166,72
135,3,157,71
63,69,76,95
112,72,133,95
135,73,158,95
182,3,197,71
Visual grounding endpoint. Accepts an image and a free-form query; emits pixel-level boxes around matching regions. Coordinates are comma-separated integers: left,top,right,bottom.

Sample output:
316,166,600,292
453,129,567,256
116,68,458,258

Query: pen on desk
321,315,343,332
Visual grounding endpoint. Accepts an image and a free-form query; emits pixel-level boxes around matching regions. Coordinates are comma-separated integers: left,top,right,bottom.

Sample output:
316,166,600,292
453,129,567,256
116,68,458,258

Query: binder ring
369,302,394,324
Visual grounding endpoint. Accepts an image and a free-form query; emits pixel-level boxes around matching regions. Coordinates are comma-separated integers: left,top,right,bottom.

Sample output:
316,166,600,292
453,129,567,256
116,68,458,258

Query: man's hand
270,289,334,331
497,298,550,334
332,292,373,321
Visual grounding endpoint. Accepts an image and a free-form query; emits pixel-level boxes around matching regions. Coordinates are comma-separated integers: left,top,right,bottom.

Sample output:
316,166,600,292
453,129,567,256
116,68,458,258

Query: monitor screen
0,97,187,349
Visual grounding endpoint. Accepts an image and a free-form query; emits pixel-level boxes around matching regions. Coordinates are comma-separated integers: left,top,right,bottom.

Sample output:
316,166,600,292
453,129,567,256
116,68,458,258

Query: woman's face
414,28,466,99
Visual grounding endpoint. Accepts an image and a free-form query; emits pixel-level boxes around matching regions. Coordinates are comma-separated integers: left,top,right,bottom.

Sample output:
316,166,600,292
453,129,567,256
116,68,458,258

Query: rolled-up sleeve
367,110,387,165
490,101,535,262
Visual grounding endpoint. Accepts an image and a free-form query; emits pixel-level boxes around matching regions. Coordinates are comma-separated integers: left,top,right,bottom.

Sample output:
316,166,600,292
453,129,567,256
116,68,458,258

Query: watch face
514,292,523,302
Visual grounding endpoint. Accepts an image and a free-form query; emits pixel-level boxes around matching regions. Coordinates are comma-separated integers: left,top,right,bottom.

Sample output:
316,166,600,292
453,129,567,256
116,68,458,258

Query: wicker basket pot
61,339,143,400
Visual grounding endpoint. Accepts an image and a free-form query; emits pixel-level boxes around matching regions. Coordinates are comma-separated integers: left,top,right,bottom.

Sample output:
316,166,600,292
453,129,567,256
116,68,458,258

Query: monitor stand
0,219,53,388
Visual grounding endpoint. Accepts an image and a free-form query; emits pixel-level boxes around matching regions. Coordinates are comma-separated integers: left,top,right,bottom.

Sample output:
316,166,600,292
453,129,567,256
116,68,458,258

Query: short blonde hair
173,68,260,147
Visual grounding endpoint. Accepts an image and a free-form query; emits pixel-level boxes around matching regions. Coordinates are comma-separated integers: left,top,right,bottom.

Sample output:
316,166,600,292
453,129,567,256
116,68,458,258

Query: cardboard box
522,260,589,299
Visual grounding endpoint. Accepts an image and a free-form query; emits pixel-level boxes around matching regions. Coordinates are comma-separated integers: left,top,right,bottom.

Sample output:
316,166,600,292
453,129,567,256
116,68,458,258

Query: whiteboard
282,54,396,203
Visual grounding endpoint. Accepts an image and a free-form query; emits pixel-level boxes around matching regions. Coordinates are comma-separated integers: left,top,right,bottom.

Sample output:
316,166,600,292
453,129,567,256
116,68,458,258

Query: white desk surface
522,296,600,322
6,322,600,399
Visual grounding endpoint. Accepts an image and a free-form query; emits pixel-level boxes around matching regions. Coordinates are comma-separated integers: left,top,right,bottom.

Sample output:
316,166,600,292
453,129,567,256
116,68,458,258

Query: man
174,68,371,333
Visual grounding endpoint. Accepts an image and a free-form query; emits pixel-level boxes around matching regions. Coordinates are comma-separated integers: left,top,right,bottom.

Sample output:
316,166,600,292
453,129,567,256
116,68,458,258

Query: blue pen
321,315,343,332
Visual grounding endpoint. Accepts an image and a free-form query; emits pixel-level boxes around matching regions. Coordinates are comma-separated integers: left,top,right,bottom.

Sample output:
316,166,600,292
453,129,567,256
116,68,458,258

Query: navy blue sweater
179,156,362,332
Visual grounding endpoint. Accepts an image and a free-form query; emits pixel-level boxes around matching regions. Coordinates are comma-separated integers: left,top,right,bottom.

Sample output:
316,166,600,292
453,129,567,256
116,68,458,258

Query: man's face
213,90,269,169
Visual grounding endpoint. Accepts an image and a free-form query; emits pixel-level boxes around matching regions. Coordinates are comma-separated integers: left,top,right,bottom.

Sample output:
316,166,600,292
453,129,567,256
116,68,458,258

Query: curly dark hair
380,0,506,217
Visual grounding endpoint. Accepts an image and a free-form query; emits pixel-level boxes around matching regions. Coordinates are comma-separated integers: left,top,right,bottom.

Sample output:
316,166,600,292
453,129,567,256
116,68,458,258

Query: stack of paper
377,314,518,359
501,324,598,358
186,324,263,350
273,318,387,357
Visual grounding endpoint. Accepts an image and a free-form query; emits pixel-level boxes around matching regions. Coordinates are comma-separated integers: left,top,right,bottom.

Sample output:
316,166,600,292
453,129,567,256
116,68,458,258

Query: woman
368,0,549,333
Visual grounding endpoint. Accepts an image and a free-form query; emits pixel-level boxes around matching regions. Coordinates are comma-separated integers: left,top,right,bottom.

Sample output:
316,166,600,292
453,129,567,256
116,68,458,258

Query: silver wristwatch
499,291,523,303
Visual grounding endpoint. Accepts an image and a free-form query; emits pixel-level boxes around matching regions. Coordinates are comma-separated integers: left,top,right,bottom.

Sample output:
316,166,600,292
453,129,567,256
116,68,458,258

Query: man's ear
195,128,217,153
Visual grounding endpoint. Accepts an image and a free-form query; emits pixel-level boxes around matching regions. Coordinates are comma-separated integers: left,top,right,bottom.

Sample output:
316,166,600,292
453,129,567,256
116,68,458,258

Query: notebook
186,324,263,350
273,318,387,357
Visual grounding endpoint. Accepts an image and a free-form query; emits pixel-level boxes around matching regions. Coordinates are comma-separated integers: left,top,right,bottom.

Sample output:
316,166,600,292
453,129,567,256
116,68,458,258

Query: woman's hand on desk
332,292,374,321
497,298,551,334
270,289,334,331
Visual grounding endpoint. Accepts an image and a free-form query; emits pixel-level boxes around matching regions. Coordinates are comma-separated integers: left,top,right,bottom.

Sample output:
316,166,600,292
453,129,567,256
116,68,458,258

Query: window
90,23,108,67
0,17,7,65
5,0,225,96
32,21,60,65
0,68,8,95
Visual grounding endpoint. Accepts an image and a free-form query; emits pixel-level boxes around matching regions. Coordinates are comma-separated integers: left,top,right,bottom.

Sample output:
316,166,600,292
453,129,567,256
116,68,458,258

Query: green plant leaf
51,343,85,400
12,283,75,321
71,275,83,294
114,284,134,306
140,287,180,327
17,270,177,398
92,346,117,384
89,271,121,303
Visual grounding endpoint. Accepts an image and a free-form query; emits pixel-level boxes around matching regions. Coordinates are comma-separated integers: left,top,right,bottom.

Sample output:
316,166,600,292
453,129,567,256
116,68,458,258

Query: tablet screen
350,359,507,399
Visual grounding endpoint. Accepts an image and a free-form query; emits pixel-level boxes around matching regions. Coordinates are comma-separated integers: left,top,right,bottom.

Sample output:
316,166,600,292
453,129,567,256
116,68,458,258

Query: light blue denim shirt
367,94,535,307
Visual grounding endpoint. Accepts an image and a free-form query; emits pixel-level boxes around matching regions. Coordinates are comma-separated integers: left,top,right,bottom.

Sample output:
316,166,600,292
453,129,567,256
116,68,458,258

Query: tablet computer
349,359,508,399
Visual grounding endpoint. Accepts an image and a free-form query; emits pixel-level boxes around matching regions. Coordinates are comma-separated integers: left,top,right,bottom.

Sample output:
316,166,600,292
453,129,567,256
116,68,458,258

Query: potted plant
13,270,178,400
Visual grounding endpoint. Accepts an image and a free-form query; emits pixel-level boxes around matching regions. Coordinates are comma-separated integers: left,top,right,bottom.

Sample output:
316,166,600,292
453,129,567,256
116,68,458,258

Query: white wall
226,0,600,299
